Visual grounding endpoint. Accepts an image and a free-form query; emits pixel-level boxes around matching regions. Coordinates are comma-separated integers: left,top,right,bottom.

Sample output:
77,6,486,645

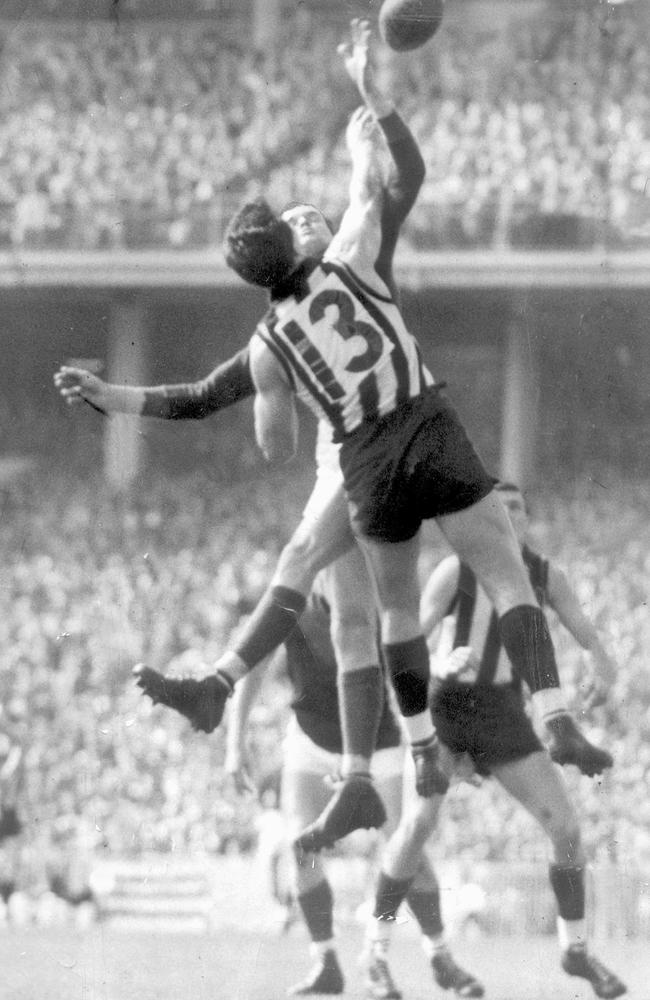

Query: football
378,0,444,52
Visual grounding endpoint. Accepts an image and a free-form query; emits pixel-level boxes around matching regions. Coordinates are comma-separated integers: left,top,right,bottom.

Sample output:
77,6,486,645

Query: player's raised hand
338,19,394,119
54,366,108,414
345,105,380,152
338,18,373,98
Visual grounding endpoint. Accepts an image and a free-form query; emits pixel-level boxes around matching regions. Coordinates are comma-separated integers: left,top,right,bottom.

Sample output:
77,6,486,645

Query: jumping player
361,486,625,1000
143,20,611,827
54,18,429,845
225,548,484,999
55,21,612,852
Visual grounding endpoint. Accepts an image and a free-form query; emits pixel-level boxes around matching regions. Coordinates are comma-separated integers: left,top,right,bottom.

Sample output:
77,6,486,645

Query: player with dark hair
55,20,611,851
54,18,430,847
225,551,483,998
135,21,611,825
360,485,625,1000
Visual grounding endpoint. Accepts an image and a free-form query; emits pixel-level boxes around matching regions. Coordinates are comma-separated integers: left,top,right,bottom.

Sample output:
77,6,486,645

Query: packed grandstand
0,2,648,251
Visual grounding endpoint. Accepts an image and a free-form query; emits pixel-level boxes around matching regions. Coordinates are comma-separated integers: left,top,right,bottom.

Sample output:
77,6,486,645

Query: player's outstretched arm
250,335,298,464
546,563,616,708
327,25,388,277
338,18,394,121
54,366,136,415
54,347,255,421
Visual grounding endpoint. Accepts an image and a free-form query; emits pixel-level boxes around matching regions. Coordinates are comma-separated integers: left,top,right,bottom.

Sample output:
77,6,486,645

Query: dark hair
224,198,295,289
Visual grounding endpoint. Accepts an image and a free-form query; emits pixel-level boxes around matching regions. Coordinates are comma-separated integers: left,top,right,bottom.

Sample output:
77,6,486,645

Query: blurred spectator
0,460,647,916
0,6,646,249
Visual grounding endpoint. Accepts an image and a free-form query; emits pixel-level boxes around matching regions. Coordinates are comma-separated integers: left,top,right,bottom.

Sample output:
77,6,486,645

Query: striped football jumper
256,258,435,442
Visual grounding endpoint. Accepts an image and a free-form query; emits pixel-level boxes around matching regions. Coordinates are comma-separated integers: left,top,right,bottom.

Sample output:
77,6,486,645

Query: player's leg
134,477,354,732
223,475,354,680
436,492,613,777
293,547,389,852
328,547,385,779
408,854,485,999
390,756,484,999
492,752,626,999
362,776,441,1000
282,722,346,996
358,532,449,798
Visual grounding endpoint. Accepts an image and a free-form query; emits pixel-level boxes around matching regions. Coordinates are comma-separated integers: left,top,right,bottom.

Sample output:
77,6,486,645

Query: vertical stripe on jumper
256,259,435,440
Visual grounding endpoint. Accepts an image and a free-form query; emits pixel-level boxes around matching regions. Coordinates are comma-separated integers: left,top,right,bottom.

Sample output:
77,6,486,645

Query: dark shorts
339,388,495,543
431,679,544,776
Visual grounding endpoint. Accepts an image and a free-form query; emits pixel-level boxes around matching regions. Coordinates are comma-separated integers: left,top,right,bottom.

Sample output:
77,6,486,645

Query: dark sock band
373,871,414,922
406,887,444,938
296,879,334,943
549,863,585,921
383,636,430,717
498,604,561,691
235,585,306,669
338,665,383,762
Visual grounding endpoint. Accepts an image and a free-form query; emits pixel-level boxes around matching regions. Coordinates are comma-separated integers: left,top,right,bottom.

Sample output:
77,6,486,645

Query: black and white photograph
0,1,648,998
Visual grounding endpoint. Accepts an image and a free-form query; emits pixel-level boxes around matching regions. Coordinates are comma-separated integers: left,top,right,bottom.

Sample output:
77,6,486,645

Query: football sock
213,650,248,686
373,871,414,922
367,872,413,955
403,712,436,744
557,917,588,951
338,665,383,775
310,939,336,959
531,686,569,725
297,879,335,944
406,887,444,940
383,635,432,723
498,605,561,691
420,933,447,959
234,585,306,670
549,863,587,949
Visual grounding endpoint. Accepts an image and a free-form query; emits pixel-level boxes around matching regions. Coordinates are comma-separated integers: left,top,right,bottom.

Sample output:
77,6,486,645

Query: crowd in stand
0,453,648,920
0,4,647,250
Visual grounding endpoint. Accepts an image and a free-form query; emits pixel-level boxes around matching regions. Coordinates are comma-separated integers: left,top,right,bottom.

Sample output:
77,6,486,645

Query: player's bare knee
274,530,331,592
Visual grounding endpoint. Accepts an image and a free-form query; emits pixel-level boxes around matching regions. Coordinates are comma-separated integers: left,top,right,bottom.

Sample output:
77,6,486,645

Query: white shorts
282,716,404,782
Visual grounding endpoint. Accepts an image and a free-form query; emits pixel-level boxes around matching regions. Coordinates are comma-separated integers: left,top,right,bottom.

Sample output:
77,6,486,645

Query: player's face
499,489,528,543
281,204,332,260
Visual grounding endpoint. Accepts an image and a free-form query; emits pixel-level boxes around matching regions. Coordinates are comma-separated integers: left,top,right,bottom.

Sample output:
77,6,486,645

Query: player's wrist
364,89,395,120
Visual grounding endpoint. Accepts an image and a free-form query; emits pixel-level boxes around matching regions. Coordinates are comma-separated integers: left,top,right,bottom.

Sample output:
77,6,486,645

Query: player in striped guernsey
434,482,615,765
198,21,610,833
54,19,432,847
361,485,625,1000
255,251,435,441
55,20,612,850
